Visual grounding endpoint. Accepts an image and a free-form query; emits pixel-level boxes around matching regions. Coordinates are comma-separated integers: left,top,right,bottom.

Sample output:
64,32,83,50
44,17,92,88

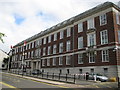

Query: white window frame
59,42,63,53
42,59,46,66
53,44,57,54
100,30,108,45
66,40,71,51
78,37,83,49
87,18,94,29
87,32,96,47
89,52,95,63
78,53,83,64
47,58,50,66
67,27,71,37
118,30,120,43
53,57,56,66
66,56,71,65
59,56,63,65
60,31,64,39
39,39,42,45
102,50,109,62
116,12,120,25
78,23,83,32
48,46,51,55
43,37,46,44
54,33,57,41
48,35,51,43
43,47,46,56
100,14,107,26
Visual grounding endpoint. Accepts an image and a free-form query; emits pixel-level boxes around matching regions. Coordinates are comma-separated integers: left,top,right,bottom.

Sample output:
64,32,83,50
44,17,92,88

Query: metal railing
10,71,88,84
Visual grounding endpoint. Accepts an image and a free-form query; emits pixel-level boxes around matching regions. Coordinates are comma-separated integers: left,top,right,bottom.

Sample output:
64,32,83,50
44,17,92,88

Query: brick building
10,2,120,78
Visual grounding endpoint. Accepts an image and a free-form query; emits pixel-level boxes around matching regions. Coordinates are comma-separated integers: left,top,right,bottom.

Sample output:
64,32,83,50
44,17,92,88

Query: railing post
52,73,54,79
42,73,43,78
59,73,61,80
47,72,48,79
74,74,76,84
118,77,120,88
66,74,67,82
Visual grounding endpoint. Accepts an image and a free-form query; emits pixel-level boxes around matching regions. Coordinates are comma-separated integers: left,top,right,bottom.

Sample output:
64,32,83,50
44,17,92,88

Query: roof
14,2,120,47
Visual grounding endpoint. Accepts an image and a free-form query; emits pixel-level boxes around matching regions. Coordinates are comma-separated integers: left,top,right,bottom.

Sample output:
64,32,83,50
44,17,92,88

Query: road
1,73,69,90
0,72,119,89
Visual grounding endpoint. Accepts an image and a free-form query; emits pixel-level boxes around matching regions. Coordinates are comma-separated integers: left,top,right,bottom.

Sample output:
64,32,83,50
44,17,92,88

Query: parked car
32,69,42,75
89,73,108,82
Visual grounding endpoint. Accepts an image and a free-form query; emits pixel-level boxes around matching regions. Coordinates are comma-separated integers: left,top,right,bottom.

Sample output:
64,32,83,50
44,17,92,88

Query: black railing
118,77,120,88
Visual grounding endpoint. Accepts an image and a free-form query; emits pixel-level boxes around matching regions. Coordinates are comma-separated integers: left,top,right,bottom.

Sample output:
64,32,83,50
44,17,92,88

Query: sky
0,0,119,53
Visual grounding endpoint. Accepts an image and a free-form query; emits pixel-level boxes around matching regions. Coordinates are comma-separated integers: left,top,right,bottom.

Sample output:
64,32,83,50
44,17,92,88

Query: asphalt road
1,73,68,90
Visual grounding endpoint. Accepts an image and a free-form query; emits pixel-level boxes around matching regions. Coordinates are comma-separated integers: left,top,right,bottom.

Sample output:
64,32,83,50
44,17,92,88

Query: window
102,50,109,62
60,31,64,39
47,58,50,66
78,37,83,49
59,57,63,65
89,52,95,63
39,39,42,45
67,28,71,37
87,18,94,29
118,30,120,43
100,30,108,45
100,14,107,25
66,56,71,65
31,51,34,58
48,35,51,43
54,33,57,41
43,47,46,56
53,57,56,66
78,23,83,32
42,59,46,66
43,37,46,44
87,33,96,46
32,42,34,48
78,53,83,64
59,42,63,53
116,12,120,24
53,44,57,54
48,46,51,55
35,40,39,47
66,40,71,51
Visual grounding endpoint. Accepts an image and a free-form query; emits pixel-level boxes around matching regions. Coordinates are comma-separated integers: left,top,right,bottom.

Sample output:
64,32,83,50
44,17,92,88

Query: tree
0,32,5,43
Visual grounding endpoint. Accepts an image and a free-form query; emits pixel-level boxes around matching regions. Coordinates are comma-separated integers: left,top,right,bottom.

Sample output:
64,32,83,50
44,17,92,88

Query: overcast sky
0,0,119,53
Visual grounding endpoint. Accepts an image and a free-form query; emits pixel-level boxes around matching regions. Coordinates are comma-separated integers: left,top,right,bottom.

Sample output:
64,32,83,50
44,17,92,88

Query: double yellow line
0,82,21,90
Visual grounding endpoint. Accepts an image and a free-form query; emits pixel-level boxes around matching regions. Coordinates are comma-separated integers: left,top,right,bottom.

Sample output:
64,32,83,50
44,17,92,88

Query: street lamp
22,41,26,76
113,45,120,81
7,46,13,72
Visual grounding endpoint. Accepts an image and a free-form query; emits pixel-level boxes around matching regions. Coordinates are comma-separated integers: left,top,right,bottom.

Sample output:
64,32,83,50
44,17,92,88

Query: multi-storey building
10,2,120,78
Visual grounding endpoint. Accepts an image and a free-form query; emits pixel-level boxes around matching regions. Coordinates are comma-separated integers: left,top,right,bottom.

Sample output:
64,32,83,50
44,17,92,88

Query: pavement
1,72,119,89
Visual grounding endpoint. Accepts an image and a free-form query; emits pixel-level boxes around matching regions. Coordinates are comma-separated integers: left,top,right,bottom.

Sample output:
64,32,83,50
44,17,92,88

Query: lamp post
113,45,120,81
7,46,13,72
22,41,26,76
